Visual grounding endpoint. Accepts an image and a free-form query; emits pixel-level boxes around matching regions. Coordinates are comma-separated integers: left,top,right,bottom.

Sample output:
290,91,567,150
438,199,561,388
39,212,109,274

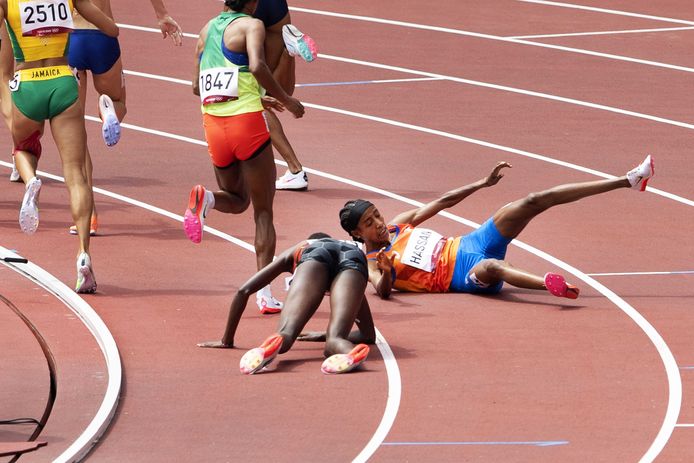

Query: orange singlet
366,224,461,293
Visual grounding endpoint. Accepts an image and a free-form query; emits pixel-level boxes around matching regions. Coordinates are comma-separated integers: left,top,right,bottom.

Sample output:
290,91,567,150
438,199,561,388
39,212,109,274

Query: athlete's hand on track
297,331,326,342
197,340,233,349
483,161,512,187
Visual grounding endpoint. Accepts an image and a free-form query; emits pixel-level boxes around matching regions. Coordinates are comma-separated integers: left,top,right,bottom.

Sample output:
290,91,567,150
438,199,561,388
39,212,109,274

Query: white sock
205,189,215,210
257,285,272,300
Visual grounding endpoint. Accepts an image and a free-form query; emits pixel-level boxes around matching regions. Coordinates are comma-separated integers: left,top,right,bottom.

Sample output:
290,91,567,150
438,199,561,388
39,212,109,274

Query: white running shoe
75,252,97,294
99,94,121,147
257,293,283,314
19,177,41,234
626,155,654,191
281,24,318,62
10,156,21,182
275,169,308,191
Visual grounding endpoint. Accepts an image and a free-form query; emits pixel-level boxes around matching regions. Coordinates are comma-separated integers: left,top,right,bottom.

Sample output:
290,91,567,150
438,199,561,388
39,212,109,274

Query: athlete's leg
468,258,545,290
212,164,251,214
264,109,302,173
492,177,630,240
275,261,330,353
324,269,368,357
49,101,93,254
264,13,308,187
76,70,98,223
239,144,277,270
91,59,126,121
11,109,44,183
0,24,13,131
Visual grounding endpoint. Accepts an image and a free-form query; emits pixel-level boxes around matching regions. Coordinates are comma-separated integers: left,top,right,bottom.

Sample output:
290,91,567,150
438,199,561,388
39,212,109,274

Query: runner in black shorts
199,233,375,375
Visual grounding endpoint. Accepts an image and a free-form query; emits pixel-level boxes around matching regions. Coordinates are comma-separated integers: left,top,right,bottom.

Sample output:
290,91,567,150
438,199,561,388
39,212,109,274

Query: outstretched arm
149,0,182,46
198,247,295,348
390,162,511,226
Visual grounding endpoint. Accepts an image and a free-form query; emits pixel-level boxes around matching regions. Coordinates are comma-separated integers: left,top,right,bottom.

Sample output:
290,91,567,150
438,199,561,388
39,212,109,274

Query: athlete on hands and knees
67,0,182,235
199,233,375,375
184,0,304,313
2,0,119,293
340,156,655,300
254,0,317,191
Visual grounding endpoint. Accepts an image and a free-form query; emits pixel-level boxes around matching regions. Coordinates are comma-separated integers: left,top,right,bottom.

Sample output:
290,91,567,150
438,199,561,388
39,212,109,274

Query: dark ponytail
224,0,252,11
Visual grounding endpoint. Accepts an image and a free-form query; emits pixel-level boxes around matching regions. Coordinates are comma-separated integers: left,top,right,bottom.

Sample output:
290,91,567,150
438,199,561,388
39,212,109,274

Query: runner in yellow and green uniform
0,0,118,293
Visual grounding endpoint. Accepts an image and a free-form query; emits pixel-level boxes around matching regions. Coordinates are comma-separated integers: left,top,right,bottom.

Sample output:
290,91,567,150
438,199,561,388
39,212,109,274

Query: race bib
400,228,445,273
20,0,74,37
199,67,239,105
9,72,21,92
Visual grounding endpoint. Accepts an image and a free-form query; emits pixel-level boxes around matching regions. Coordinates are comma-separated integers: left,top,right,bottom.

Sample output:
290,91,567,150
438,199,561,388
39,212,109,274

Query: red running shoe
321,344,370,374
239,334,283,375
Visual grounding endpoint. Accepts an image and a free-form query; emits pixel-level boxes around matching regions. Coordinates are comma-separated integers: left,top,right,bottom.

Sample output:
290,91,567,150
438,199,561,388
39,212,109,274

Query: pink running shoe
282,24,318,62
626,155,654,191
321,344,370,375
183,185,210,243
239,334,283,375
544,273,579,299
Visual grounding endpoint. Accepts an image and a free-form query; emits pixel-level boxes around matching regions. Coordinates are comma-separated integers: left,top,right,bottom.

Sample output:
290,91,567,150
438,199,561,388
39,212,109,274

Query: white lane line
675,424,694,427
287,7,694,74
1,157,401,463
352,329,401,463
516,0,694,26
0,247,121,463
120,26,694,133
301,102,694,208
509,25,694,40
315,53,694,132
588,271,694,277
1,111,681,462
115,70,694,208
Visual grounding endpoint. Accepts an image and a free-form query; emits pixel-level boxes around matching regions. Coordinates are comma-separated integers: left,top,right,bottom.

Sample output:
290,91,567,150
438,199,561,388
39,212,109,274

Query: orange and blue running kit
199,10,270,168
366,218,513,295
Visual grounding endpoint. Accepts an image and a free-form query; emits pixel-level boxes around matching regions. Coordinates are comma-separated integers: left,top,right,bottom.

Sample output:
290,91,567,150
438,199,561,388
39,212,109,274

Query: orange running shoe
69,214,98,236
544,273,579,299
321,344,370,374
239,334,284,375
184,185,210,244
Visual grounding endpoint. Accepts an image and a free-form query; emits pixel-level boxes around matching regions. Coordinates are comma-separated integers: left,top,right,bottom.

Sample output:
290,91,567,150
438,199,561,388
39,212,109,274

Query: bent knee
481,259,507,279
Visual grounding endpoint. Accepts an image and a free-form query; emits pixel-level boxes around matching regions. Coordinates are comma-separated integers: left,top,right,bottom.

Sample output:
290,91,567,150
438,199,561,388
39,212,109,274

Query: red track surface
1,1,693,461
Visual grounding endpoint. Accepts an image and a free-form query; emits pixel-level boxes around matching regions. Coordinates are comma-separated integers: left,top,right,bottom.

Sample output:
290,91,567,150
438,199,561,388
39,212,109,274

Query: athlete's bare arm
390,162,512,227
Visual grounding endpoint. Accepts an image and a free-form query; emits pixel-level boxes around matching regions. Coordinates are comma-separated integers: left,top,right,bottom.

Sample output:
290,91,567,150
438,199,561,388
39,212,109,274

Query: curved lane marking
0,246,122,463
